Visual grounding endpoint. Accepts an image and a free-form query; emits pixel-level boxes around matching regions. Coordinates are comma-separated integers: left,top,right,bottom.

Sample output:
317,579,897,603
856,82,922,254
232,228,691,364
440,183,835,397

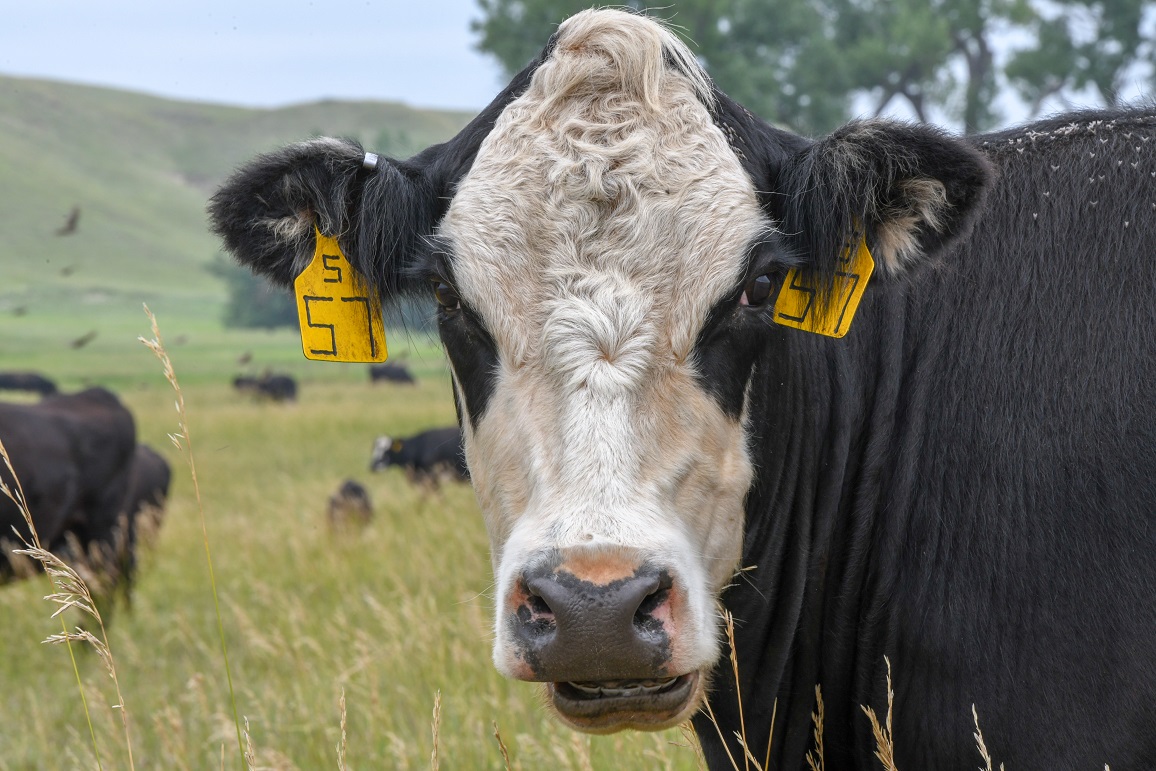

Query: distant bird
55,206,80,236
237,351,253,366
70,330,98,349
60,264,78,277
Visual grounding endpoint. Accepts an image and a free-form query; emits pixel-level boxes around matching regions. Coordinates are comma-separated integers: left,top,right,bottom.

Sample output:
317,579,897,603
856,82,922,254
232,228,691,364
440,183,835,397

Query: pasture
0,309,702,769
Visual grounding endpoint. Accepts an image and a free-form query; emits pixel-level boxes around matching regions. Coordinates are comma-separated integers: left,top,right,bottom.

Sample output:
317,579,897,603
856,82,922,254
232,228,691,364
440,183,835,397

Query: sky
3,0,508,112
4,2,1152,128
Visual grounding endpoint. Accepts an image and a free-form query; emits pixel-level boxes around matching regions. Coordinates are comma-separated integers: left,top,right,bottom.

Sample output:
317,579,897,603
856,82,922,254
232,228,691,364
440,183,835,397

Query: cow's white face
432,10,768,731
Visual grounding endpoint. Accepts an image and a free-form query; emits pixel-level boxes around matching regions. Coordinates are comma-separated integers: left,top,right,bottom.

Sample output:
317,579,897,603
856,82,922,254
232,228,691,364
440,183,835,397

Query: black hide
209,23,1156,768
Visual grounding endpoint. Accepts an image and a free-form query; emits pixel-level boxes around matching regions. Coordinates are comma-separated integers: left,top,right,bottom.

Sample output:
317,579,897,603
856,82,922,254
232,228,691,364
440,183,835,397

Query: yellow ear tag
293,229,388,362
773,235,875,338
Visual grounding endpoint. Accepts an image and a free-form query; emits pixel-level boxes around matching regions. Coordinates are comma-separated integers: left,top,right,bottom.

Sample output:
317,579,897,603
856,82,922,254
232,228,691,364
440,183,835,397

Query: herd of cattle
0,361,466,599
0,383,170,603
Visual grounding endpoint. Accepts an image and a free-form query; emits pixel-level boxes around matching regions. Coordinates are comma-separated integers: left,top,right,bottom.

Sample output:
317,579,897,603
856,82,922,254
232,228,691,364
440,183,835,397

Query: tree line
216,0,1153,328
472,0,1156,134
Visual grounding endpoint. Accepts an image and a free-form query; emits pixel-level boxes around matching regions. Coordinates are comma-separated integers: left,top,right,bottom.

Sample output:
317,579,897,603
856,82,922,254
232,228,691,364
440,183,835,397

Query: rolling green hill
0,74,474,319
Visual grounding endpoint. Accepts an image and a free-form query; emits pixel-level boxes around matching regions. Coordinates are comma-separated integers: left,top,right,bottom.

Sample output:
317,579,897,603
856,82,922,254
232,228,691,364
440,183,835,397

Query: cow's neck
695,288,910,769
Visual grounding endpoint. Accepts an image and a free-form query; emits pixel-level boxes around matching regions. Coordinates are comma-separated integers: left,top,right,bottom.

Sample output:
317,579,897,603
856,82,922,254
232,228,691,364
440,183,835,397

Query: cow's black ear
208,137,438,297
774,120,992,280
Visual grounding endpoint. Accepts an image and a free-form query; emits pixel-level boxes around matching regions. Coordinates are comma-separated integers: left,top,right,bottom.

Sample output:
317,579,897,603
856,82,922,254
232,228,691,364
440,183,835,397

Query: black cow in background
0,371,58,397
123,444,171,528
368,362,415,384
327,478,373,532
0,388,137,595
233,372,297,402
116,443,171,606
370,427,468,489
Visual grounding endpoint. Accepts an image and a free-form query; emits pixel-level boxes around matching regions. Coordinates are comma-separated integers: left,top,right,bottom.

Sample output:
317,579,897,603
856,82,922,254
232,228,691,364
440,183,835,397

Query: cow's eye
431,279,460,311
740,274,773,308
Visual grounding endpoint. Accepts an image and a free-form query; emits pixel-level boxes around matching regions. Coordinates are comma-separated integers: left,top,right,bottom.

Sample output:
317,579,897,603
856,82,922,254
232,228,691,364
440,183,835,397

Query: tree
1006,0,1156,115
472,0,854,133
208,255,298,330
472,0,1156,134
208,256,438,334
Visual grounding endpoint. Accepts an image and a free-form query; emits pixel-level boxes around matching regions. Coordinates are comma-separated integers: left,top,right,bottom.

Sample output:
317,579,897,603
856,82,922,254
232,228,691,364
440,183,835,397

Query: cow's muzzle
547,672,700,731
506,558,701,730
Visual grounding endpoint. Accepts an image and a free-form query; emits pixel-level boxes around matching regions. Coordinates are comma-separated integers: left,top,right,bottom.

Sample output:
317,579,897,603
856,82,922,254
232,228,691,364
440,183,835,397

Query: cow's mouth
547,672,700,731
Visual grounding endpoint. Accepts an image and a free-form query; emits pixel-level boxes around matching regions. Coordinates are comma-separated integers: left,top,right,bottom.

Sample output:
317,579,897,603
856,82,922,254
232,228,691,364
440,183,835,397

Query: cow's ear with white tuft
774,120,993,280
208,137,439,298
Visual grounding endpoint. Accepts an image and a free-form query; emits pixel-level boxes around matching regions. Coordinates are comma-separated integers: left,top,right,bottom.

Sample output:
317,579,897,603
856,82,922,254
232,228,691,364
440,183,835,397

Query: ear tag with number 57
293,228,388,362
773,235,875,338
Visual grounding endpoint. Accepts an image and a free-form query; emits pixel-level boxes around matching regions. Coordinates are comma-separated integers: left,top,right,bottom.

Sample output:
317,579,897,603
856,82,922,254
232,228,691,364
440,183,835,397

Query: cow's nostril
527,592,553,618
635,586,668,621
634,571,672,630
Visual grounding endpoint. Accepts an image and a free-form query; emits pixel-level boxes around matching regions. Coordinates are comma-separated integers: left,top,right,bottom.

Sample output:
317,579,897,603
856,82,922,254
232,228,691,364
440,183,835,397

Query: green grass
0,74,473,310
0,315,702,770
0,75,702,769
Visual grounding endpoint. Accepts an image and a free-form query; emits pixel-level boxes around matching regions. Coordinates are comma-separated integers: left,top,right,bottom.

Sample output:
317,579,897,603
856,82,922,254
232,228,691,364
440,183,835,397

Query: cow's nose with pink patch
510,559,676,682
504,552,700,730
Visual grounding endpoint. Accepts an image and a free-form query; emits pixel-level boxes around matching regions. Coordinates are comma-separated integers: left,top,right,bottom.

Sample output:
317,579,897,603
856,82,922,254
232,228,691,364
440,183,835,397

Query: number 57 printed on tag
293,229,389,363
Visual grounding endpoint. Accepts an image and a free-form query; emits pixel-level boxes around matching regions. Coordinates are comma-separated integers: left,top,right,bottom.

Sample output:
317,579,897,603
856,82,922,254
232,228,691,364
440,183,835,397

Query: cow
0,387,138,596
326,478,373,531
0,371,59,397
208,9,1156,769
368,362,416,384
232,372,298,402
369,427,468,489
122,443,171,550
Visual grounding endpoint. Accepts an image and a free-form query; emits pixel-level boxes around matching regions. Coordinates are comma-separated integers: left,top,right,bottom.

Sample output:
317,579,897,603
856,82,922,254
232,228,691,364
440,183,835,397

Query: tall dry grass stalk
430,689,442,770
721,609,752,771
805,685,825,771
336,688,349,771
971,705,1004,771
861,656,897,771
492,721,513,771
679,720,710,770
243,717,257,770
0,436,134,770
700,609,776,771
139,303,245,768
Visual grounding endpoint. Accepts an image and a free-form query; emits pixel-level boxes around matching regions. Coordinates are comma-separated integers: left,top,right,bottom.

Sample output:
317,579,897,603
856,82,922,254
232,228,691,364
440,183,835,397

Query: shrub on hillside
207,255,436,332
208,255,297,329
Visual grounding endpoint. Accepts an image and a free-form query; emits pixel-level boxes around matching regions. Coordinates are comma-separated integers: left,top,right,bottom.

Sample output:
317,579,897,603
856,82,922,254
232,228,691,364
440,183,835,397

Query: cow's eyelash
415,235,457,287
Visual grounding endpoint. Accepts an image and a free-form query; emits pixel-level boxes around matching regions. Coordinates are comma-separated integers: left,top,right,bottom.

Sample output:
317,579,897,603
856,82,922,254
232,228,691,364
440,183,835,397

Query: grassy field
0,311,703,770
0,74,473,309
0,75,706,770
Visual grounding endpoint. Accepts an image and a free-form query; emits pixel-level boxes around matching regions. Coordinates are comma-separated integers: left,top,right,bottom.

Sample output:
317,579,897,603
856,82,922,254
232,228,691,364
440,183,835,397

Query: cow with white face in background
210,10,1156,769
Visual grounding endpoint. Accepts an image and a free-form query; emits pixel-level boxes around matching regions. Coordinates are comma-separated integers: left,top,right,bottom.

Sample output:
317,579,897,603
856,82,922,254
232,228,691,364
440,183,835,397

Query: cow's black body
370,427,469,488
327,478,373,530
0,387,138,590
0,371,58,397
123,444,171,522
209,25,1156,768
369,363,416,384
695,110,1156,768
233,373,298,402
111,442,172,605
